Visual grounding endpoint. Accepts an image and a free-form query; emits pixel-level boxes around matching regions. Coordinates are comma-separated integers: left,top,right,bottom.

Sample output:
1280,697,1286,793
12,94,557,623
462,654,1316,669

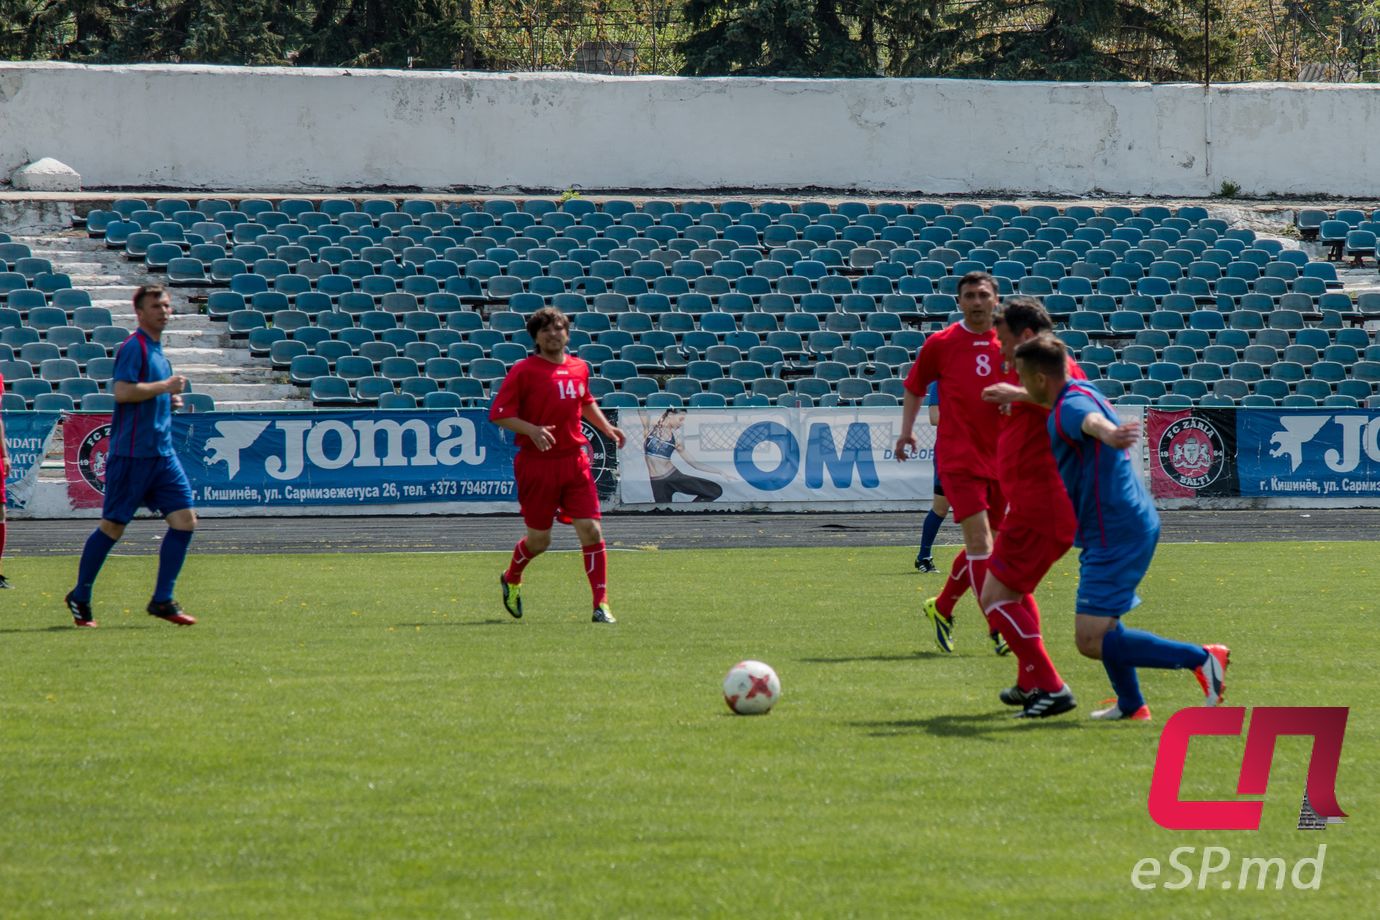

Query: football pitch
1,542,1373,918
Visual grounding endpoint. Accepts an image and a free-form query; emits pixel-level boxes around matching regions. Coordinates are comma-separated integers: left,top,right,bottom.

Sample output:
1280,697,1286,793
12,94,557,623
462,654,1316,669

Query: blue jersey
1048,381,1158,548
924,381,940,407
110,330,174,458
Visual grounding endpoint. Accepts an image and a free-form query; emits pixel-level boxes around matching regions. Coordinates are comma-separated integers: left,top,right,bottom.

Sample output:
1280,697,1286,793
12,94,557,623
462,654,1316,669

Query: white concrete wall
0,62,1372,196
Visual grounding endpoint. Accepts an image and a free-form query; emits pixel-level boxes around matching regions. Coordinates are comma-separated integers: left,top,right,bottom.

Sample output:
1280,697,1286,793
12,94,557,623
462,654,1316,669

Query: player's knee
1075,632,1103,659
526,531,552,554
573,519,602,545
99,519,126,541
167,509,197,531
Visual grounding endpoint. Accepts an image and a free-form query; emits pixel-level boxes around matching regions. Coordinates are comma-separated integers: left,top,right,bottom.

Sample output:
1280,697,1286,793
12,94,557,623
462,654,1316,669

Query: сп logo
1148,707,1348,831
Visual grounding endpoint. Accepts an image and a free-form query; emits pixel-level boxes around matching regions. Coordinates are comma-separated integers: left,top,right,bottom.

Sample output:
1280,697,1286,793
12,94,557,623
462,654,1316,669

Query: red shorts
942,472,1005,528
988,522,1074,595
514,449,601,531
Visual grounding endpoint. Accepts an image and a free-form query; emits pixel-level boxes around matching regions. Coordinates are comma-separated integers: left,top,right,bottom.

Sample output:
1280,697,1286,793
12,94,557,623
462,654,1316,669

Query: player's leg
146,457,197,625
67,455,139,627
981,531,1074,718
564,453,613,623
1076,536,1226,720
915,488,948,572
922,475,993,652
501,453,558,618
0,501,10,588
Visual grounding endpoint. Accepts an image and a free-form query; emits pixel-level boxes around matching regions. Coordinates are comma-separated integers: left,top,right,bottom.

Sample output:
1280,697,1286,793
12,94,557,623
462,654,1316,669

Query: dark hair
996,296,1053,337
525,306,569,343
133,284,168,310
1013,332,1069,378
956,271,997,297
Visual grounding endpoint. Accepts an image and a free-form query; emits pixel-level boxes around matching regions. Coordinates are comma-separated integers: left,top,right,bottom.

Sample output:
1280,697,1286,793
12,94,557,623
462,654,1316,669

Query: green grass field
0,542,1374,918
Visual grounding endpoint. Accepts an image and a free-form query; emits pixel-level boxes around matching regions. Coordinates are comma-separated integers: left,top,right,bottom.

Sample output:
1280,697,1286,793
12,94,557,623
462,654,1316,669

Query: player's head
132,284,172,335
956,272,998,331
526,307,570,357
1013,333,1069,407
993,296,1053,362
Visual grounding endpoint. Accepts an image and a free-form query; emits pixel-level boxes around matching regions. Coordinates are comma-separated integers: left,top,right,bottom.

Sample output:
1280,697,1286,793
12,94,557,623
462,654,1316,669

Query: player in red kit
895,272,1010,656
490,307,626,624
977,297,1083,718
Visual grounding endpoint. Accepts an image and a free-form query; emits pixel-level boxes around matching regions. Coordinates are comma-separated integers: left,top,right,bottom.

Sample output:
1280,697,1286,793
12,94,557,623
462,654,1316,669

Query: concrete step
189,381,302,401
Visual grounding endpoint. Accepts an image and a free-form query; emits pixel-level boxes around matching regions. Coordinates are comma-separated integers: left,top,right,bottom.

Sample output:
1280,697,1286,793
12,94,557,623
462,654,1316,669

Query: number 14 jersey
489,354,594,455
904,322,1013,482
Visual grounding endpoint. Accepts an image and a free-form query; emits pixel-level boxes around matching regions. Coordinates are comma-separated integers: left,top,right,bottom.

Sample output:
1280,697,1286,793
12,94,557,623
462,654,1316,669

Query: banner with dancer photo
618,407,938,507
3,411,61,510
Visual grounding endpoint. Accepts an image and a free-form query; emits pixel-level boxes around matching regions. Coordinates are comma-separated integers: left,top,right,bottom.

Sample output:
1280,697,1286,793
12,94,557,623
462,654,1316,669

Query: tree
920,0,1221,82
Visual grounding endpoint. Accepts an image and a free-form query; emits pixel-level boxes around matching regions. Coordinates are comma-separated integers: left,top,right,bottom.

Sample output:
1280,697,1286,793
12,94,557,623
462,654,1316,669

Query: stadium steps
14,231,308,411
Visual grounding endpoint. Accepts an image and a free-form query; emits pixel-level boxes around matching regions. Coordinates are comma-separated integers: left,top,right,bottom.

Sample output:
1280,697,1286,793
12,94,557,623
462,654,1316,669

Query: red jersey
489,354,594,455
997,357,1084,534
904,322,1013,481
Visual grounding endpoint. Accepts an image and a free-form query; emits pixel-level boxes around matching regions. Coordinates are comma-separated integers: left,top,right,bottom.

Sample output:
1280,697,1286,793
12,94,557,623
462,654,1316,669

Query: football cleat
999,685,1036,707
914,556,937,573
1194,644,1230,706
65,591,96,628
147,599,196,626
592,602,616,624
990,630,1010,656
1014,686,1077,719
922,597,955,654
1091,700,1152,721
499,573,523,619
0,574,12,589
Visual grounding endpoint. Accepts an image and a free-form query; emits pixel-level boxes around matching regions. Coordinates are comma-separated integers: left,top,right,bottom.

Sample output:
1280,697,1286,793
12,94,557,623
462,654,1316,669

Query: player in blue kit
1014,334,1229,720
65,286,197,628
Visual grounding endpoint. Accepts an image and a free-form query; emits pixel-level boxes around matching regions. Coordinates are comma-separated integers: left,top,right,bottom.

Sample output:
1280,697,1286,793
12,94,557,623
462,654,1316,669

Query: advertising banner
1237,409,1380,498
3,411,61,510
618,407,936,506
1146,407,1239,499
64,410,528,509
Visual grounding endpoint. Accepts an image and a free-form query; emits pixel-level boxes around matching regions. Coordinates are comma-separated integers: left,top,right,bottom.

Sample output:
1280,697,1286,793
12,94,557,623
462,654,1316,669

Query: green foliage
1215,178,1242,197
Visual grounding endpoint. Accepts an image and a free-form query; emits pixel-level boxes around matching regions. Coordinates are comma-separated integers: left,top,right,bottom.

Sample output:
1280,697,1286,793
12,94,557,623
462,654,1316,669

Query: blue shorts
102,453,195,525
1075,527,1160,617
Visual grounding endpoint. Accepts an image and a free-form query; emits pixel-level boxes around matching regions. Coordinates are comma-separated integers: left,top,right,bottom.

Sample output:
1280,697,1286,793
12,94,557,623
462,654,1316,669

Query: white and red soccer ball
723,660,781,715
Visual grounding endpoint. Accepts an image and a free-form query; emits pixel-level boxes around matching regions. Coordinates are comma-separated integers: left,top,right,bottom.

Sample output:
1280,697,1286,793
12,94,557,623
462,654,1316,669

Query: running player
1013,333,1230,720
896,271,1009,655
64,285,197,628
491,307,626,624
977,298,1081,718
914,382,948,573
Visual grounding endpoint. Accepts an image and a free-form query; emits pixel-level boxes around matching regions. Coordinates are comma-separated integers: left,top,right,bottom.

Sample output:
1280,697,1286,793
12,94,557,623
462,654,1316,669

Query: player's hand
1107,421,1141,449
164,375,188,395
608,426,627,449
170,394,183,410
981,383,1024,405
530,425,557,451
894,433,917,461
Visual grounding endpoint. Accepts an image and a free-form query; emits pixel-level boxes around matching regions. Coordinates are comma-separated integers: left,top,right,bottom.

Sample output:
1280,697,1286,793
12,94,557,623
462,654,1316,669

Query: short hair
956,271,997,297
133,284,168,310
996,296,1053,337
1013,333,1069,378
525,306,569,343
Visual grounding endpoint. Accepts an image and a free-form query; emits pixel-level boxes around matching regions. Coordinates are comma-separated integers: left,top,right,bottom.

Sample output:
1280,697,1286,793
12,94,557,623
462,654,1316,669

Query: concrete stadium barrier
1,63,1375,197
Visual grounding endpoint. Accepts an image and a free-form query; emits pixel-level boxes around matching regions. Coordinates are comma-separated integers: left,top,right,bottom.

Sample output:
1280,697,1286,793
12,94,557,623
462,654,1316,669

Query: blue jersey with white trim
1047,381,1158,548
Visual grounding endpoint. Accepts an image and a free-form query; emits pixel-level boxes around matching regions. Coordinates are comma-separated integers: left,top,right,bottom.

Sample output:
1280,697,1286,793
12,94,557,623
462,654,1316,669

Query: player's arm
581,401,626,449
1082,412,1141,450
113,376,185,403
493,416,556,451
896,344,939,461
980,382,1031,406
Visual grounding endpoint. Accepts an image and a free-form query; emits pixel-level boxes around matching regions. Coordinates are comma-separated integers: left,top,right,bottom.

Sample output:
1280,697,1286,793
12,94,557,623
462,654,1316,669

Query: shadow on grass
852,710,1083,740
800,651,947,664
394,619,513,628
0,625,151,634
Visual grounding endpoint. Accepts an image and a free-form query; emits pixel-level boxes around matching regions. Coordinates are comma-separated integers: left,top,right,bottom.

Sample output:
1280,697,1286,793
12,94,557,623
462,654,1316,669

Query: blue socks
73,528,118,603
918,509,945,560
153,528,194,603
1101,622,1210,715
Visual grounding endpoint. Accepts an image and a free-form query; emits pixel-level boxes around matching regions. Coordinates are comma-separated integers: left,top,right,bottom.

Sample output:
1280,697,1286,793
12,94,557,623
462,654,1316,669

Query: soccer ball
723,660,781,715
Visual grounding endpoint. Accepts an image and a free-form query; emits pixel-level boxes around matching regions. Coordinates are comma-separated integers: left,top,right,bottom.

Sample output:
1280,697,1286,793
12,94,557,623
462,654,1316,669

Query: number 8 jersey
489,353,595,455
903,322,1013,482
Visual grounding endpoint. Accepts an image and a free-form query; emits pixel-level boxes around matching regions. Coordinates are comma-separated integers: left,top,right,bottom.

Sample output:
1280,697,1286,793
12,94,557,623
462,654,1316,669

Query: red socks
985,596,1064,692
582,540,608,606
505,539,534,584
934,550,970,618
966,553,990,599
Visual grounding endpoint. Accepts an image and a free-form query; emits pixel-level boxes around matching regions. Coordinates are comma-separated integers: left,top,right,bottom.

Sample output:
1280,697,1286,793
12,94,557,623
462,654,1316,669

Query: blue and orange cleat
1194,644,1230,706
1091,700,1152,721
